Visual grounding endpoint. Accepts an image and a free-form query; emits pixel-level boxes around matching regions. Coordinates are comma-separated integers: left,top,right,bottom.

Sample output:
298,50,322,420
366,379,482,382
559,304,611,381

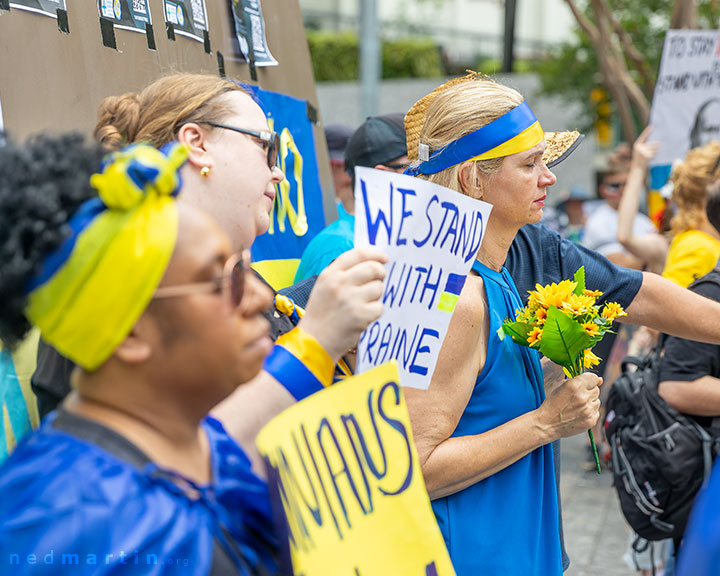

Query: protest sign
353,167,492,390
648,30,720,189
256,361,455,576
97,0,151,34
8,0,65,18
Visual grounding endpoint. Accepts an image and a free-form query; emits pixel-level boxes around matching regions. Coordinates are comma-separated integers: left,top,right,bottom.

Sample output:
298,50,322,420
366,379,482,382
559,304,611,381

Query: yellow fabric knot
90,143,189,210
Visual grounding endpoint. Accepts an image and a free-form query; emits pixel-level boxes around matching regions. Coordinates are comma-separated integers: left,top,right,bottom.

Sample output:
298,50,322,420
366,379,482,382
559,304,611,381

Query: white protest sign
648,30,720,187
354,167,492,390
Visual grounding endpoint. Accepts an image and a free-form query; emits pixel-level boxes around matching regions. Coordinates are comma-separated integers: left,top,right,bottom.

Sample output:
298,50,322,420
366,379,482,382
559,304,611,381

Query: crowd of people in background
1,69,720,576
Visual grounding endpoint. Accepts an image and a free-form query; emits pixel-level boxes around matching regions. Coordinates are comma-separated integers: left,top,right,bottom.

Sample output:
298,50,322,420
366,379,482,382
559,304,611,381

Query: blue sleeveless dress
431,260,561,576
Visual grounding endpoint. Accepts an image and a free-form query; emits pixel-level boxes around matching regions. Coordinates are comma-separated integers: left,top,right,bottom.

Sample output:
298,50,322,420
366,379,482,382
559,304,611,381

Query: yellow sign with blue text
256,362,455,576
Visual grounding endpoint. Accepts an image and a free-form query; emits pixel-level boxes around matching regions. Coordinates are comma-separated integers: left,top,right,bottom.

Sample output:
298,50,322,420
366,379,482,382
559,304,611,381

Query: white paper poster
8,0,66,18
163,0,208,43
648,30,720,188
230,0,278,67
354,167,492,390
98,0,152,34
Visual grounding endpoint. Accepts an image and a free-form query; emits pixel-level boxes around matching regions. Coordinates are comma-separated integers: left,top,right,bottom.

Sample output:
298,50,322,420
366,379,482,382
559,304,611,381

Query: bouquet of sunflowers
502,267,626,473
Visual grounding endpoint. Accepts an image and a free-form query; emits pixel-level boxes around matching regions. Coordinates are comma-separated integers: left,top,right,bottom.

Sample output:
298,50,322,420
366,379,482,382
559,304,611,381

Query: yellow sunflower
583,349,601,369
531,280,577,309
583,289,602,299
535,307,547,324
527,327,543,347
562,293,596,316
601,302,627,320
582,322,599,337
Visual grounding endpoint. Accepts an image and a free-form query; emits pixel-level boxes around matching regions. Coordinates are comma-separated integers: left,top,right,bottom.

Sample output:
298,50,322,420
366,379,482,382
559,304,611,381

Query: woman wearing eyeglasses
32,75,388,471
401,74,602,576
0,135,341,574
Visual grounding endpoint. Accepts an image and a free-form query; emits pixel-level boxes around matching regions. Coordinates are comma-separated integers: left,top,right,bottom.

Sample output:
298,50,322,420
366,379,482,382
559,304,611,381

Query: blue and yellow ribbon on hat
405,101,544,176
24,142,189,372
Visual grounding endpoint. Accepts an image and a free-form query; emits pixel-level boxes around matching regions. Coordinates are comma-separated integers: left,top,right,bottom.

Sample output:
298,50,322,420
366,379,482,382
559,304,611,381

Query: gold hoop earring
200,166,211,178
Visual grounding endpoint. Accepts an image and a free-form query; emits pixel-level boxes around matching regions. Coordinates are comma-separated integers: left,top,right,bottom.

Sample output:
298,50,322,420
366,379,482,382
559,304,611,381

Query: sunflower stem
588,428,602,474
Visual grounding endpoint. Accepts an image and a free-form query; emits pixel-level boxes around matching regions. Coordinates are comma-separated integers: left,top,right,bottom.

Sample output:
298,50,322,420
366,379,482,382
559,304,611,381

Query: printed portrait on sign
690,97,720,149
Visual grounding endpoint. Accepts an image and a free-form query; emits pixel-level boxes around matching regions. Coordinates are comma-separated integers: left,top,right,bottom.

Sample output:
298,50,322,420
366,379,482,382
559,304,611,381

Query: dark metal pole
502,0,517,73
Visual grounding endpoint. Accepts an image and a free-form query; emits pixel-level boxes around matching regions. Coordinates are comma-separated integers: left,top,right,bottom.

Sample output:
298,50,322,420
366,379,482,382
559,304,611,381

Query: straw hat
404,71,583,169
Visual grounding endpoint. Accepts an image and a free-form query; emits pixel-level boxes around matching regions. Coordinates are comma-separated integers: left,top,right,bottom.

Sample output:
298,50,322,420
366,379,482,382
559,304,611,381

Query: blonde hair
670,140,720,236
412,79,524,198
94,74,247,150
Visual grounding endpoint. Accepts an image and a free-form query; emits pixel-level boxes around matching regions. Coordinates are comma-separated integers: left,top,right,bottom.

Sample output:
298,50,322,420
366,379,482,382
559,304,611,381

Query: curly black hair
0,133,105,349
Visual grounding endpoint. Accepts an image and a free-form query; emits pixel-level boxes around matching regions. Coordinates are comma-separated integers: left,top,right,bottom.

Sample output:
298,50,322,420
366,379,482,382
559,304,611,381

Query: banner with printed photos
97,0,152,33
229,0,278,67
648,29,720,189
162,0,208,42
8,0,66,18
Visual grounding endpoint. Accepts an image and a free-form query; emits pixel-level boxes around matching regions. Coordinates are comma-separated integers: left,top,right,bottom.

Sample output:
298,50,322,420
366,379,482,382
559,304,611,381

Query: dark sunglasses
205,121,279,169
153,250,251,309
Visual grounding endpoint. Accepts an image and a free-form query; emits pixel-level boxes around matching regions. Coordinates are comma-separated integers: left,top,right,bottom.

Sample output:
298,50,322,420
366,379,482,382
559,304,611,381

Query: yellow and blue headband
404,101,544,176
25,142,189,371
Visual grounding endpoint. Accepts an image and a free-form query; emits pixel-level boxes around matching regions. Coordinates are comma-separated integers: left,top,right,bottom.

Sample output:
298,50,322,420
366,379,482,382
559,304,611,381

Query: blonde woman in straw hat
401,73,602,576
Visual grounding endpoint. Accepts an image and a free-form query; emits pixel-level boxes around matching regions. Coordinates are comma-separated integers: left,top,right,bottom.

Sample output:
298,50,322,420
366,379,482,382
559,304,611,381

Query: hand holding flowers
502,267,626,473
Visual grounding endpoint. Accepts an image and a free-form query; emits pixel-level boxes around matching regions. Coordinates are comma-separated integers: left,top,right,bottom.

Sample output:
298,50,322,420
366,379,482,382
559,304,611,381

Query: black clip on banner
166,21,175,41
56,9,70,34
217,51,226,78
203,30,211,54
0,0,9,12
146,22,156,50
306,102,318,125
248,51,257,82
99,17,117,50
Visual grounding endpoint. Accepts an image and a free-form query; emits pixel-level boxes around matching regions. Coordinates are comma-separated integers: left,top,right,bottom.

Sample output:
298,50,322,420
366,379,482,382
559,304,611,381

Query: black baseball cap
344,113,407,174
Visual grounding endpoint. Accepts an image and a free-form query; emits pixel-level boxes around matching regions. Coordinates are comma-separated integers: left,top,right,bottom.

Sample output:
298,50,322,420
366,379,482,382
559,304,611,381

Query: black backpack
604,332,720,542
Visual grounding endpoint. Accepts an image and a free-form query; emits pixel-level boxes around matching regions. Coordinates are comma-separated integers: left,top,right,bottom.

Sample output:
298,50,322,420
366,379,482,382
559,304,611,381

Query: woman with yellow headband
401,75,602,575
0,134,338,574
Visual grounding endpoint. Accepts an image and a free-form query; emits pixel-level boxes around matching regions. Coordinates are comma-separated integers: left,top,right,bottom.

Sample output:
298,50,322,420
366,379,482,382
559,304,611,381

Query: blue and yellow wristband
264,327,335,401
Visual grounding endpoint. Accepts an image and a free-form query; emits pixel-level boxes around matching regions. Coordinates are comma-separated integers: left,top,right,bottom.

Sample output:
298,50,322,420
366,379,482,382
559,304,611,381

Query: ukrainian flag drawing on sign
437,273,466,313
256,362,455,576
247,87,326,290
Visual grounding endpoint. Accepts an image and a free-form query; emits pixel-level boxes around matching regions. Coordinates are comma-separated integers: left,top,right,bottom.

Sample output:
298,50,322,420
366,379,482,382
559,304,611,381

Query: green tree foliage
306,31,444,82
537,0,718,136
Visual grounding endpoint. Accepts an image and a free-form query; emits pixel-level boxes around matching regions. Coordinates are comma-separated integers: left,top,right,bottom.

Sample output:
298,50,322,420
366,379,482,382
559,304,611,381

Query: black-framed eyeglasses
153,250,251,309
205,121,279,169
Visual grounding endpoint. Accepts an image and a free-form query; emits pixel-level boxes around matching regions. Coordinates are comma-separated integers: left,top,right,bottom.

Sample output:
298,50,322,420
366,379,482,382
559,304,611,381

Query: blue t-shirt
0,411,278,575
294,211,355,282
431,260,561,576
677,456,720,575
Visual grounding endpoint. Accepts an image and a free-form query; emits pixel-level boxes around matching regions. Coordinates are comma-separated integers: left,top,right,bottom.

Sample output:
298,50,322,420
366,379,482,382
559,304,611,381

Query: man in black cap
295,113,408,282
324,124,356,216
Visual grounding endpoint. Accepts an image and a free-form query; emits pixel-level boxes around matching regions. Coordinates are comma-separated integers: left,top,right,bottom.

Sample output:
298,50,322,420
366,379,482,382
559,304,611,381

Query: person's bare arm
659,376,720,416
623,272,720,345
213,247,388,474
616,127,666,272
404,277,602,500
